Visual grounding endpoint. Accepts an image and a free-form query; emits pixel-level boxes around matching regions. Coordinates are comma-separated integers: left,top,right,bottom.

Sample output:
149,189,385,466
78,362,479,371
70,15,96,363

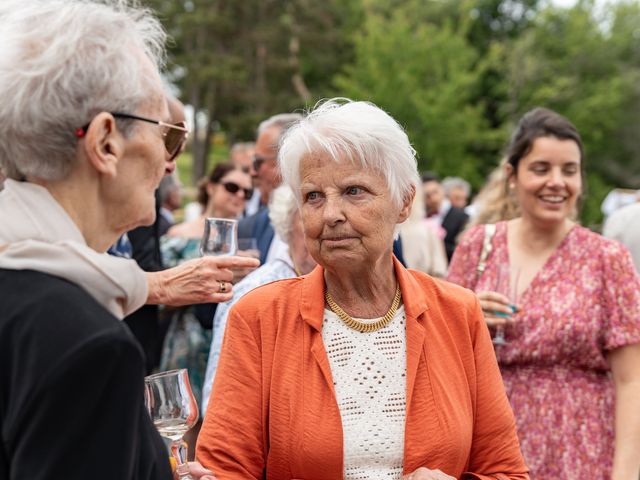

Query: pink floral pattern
447,221,640,479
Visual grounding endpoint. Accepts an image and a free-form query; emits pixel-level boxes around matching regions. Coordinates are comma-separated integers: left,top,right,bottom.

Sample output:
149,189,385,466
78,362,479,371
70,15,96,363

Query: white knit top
322,305,407,480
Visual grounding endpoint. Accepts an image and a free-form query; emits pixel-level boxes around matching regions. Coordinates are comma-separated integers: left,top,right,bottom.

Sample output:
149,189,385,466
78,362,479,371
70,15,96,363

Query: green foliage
500,0,640,223
334,6,494,186
145,0,363,154
145,0,640,227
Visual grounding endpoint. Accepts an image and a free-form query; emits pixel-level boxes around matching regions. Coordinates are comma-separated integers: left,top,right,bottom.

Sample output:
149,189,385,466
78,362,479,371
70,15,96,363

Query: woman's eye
305,191,320,202
346,186,363,195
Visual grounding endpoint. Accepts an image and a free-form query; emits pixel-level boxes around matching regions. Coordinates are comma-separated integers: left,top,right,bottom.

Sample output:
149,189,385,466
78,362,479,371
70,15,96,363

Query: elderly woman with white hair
200,185,316,412
196,99,529,480
0,1,258,479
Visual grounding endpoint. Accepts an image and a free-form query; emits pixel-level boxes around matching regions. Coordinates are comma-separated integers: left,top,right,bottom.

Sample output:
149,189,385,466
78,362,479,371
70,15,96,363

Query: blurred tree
502,0,640,224
334,5,490,185
145,0,362,183
144,0,639,228
333,0,549,186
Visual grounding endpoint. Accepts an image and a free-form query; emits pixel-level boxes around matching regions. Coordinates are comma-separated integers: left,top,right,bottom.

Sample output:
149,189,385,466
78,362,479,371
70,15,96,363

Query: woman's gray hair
268,185,299,242
0,0,166,181
442,176,471,197
278,98,420,209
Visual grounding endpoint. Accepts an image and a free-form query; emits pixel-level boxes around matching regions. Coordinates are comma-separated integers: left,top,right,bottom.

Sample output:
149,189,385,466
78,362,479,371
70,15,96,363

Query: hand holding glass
492,265,520,346
144,369,199,480
200,218,238,256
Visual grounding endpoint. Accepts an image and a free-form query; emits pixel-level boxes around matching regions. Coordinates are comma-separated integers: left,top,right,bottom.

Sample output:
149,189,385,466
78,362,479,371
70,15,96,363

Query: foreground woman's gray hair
278,98,420,208
0,0,166,181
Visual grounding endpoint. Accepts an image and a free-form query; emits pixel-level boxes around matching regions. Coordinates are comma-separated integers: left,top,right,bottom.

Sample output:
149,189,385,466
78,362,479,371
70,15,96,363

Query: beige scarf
0,179,147,319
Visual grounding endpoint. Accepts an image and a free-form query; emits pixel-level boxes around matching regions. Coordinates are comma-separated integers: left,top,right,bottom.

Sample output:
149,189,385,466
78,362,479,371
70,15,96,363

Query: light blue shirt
201,249,297,412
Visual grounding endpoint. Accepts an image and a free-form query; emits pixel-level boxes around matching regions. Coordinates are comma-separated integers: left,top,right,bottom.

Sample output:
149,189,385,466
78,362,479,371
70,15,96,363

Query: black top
0,269,172,480
442,206,469,261
125,194,166,373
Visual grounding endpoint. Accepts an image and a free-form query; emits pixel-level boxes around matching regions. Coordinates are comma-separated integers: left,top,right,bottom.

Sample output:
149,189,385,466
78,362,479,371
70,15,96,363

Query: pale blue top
201,249,297,412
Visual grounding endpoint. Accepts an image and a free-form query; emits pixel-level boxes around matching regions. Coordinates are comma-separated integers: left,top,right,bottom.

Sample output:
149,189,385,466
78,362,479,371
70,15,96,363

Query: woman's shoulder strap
476,223,497,278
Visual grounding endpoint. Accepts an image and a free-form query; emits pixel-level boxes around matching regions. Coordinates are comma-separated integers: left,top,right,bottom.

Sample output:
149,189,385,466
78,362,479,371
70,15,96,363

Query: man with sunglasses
237,113,303,264
229,142,262,217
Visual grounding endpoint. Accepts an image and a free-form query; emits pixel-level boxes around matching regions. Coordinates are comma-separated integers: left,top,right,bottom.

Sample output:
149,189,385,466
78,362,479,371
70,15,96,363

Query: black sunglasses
252,154,277,172
76,112,189,161
222,181,253,199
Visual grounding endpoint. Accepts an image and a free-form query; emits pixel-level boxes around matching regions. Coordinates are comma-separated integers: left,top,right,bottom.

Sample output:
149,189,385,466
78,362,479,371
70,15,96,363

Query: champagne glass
492,264,520,346
200,217,238,256
144,369,199,480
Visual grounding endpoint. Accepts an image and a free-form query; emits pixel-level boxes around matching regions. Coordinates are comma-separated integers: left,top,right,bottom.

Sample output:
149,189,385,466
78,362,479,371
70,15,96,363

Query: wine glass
492,264,520,346
144,369,199,480
200,217,238,256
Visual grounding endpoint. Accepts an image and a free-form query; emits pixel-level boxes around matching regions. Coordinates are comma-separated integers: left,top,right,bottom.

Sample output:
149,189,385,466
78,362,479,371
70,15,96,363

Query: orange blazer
197,258,528,480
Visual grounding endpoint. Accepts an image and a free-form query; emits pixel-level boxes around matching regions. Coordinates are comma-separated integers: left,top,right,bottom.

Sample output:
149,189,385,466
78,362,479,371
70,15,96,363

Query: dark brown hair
197,162,237,207
506,107,584,175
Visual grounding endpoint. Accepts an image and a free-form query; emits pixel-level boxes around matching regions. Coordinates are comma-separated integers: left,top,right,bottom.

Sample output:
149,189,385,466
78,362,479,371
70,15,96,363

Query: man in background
603,192,640,273
157,173,181,236
442,176,471,210
237,113,302,264
422,171,469,261
230,142,260,217
230,142,255,174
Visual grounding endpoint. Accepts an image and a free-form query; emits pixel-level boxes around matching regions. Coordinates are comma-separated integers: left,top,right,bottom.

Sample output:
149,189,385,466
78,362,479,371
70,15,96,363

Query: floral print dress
447,221,640,479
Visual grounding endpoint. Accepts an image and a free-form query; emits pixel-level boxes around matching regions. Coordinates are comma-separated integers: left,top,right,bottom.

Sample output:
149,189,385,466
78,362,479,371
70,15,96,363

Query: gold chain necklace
325,284,402,333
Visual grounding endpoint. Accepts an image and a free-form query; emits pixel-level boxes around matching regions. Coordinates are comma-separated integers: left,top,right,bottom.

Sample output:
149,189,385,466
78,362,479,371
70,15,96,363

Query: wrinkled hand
147,255,260,306
177,461,216,480
476,290,518,327
402,467,456,480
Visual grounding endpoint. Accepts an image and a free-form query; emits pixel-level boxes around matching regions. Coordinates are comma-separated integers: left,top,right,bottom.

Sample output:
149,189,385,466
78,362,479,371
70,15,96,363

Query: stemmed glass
492,264,520,346
144,369,199,480
200,217,238,256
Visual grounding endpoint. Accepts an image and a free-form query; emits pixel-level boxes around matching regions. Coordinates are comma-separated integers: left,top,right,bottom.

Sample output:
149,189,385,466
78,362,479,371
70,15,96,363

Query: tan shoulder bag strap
476,223,497,280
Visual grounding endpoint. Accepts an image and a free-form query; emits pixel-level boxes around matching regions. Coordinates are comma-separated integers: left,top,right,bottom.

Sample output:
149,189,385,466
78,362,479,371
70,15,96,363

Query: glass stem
171,440,194,480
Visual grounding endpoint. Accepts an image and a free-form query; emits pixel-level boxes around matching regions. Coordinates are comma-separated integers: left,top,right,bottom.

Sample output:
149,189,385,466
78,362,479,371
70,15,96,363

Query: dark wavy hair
197,162,237,208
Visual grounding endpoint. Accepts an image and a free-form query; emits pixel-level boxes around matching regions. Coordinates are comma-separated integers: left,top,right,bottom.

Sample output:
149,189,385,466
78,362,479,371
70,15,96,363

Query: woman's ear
82,112,125,178
206,182,217,200
504,162,516,189
398,185,415,223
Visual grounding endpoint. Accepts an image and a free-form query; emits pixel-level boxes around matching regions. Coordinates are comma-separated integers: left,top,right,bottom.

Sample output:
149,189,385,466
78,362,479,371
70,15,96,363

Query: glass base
171,440,195,480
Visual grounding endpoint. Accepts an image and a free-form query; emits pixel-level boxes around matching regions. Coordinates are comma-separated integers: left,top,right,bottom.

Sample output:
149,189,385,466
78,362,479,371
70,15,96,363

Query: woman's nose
546,168,564,187
322,195,346,225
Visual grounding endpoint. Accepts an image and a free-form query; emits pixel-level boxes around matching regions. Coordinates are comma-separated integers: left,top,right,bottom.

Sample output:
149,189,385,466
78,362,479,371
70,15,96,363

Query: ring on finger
218,280,227,293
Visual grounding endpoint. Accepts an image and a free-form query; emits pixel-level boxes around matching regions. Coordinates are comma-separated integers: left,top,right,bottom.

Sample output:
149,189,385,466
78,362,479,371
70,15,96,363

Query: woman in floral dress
447,108,640,479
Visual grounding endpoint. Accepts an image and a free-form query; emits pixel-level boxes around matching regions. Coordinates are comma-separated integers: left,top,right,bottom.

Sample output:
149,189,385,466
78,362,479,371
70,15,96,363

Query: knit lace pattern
322,305,407,479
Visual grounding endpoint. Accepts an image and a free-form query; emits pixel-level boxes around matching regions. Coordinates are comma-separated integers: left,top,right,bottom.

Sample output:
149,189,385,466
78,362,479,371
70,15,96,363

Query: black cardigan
0,269,172,480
